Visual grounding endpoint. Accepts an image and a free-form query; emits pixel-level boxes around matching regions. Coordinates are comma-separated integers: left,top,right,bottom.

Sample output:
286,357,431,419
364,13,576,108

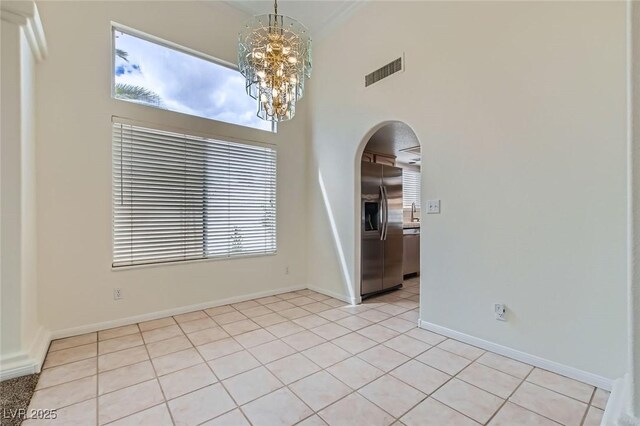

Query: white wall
35,1,308,333
307,1,627,379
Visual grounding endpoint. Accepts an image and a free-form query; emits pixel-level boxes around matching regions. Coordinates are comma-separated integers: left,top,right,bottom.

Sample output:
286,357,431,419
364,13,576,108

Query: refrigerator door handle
382,186,389,240
379,185,386,240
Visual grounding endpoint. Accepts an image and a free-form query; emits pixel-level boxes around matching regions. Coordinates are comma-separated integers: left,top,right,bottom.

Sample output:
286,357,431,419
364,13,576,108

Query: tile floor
27,278,609,425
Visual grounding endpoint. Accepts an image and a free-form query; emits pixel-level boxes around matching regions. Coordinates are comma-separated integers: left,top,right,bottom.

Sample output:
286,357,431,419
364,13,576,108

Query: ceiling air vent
365,57,403,87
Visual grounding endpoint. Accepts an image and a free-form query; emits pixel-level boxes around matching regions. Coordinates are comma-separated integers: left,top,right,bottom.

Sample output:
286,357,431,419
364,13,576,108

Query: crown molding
1,1,47,61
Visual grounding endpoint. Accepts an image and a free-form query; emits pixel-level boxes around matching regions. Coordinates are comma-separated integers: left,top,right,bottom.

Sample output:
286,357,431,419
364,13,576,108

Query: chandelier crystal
238,0,312,122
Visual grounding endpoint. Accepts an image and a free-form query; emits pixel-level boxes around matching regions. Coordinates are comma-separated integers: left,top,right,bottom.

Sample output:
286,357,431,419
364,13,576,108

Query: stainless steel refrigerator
361,162,403,297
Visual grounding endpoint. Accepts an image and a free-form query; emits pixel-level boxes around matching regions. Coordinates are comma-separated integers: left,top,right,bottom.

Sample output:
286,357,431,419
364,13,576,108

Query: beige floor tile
475,352,533,379
49,333,97,352
232,300,261,311
583,406,604,426
221,319,261,336
266,353,321,385
254,295,282,305
213,311,247,325
390,359,450,395
342,304,375,315
208,350,260,380
303,302,334,314
248,339,296,364
394,300,419,310
297,414,328,425
282,330,326,351
357,324,399,343
98,325,139,341
488,402,560,425
266,321,306,338
36,358,96,390
108,403,173,426
509,382,587,426
526,368,594,403
152,347,203,376
404,328,446,346
290,371,351,411
358,345,409,372
142,324,184,344
302,342,351,368
379,317,416,333
307,294,332,303
327,357,384,389
401,398,480,426
318,308,352,322
592,388,610,410
397,310,419,323
147,335,193,358
332,333,377,355
204,305,235,317
311,323,351,340
29,376,96,411
202,409,249,425
280,307,313,320
98,346,149,372
357,309,392,323
23,398,97,426
197,337,243,361
186,326,229,346
234,329,276,348
223,366,283,405
240,305,273,318
98,333,143,355
416,347,471,375
174,310,208,323
318,392,394,426
289,296,316,306
336,315,374,331
252,312,288,327
457,363,522,398
241,388,313,426
376,304,410,316
98,379,164,424
179,317,217,334
432,379,503,424
323,298,349,308
98,360,156,395
437,339,485,360
383,335,431,358
293,314,330,329
168,384,236,426
265,300,296,311
158,363,217,400
359,374,425,418
43,343,97,369
138,317,176,332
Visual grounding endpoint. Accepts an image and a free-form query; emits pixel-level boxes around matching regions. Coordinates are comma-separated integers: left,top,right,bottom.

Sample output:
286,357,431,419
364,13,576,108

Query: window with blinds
402,169,421,209
112,122,277,267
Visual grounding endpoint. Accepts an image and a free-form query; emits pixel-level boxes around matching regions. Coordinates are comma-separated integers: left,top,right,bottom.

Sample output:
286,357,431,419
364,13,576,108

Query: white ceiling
224,0,359,37
364,122,421,166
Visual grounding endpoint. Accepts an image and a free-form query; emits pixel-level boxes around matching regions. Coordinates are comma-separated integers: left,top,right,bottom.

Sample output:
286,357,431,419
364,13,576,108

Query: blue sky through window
113,29,273,132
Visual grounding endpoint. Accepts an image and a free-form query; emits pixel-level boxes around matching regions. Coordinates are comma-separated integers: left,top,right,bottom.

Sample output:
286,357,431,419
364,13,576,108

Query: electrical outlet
427,200,440,214
494,303,506,321
113,288,123,300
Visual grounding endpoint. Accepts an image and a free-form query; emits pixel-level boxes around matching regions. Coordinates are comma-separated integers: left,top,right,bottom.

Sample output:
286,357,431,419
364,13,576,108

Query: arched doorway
354,121,422,303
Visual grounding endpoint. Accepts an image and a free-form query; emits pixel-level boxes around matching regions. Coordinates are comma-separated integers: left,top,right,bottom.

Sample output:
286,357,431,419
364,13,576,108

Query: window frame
111,116,278,270
110,23,276,133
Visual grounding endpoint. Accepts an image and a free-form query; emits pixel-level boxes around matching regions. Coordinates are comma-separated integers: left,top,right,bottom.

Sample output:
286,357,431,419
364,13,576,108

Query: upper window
112,121,277,267
402,169,421,209
112,27,273,132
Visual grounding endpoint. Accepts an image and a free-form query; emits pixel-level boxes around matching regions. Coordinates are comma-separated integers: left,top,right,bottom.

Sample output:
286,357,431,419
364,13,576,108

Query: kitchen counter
403,222,421,229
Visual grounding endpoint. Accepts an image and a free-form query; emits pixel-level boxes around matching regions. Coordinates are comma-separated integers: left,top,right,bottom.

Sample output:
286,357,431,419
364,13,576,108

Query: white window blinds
402,169,421,209
112,122,277,267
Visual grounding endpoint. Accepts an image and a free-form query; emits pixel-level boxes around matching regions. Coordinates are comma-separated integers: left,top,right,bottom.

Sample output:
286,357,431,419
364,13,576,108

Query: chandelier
238,0,312,122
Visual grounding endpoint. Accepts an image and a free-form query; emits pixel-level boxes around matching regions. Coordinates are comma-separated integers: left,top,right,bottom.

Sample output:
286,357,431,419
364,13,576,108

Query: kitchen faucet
411,202,419,222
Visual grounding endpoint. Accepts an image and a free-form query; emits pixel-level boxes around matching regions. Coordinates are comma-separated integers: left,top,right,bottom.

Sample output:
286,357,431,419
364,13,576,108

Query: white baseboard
419,320,613,391
51,284,306,340
307,285,359,305
602,375,640,425
0,325,51,382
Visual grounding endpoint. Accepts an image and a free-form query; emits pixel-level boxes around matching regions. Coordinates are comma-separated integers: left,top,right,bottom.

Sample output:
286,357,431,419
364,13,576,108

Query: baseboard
419,320,613,391
602,375,640,425
51,284,307,340
307,285,359,305
0,325,51,381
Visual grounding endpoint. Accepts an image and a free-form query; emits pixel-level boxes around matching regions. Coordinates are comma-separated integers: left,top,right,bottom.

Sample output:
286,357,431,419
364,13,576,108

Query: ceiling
225,1,359,37
364,122,421,166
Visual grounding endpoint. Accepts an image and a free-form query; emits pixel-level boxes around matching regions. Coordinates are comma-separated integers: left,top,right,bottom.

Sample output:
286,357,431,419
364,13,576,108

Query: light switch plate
427,200,440,214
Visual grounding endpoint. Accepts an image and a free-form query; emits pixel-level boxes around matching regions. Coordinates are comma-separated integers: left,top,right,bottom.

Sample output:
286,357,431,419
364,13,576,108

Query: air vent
365,57,403,87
